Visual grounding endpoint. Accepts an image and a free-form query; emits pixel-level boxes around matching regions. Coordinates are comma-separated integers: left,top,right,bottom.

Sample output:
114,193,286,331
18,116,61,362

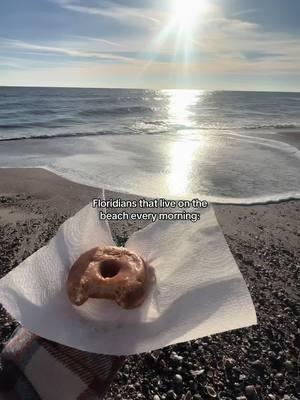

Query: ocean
0,87,299,203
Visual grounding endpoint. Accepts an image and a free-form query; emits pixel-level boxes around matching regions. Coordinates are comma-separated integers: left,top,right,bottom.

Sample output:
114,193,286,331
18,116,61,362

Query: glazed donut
67,246,153,309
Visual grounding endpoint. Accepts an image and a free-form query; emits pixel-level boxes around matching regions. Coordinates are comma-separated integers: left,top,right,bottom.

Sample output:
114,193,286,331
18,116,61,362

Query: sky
0,0,300,91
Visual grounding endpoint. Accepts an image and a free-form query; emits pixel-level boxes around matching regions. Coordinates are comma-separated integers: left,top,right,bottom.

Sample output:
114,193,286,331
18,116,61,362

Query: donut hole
100,259,121,278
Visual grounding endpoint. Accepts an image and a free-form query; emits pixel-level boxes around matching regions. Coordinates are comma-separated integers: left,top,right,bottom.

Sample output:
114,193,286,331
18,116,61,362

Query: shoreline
1,163,300,206
0,168,299,399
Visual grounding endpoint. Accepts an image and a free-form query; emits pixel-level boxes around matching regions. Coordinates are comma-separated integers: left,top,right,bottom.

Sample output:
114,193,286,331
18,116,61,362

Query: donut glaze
67,246,153,309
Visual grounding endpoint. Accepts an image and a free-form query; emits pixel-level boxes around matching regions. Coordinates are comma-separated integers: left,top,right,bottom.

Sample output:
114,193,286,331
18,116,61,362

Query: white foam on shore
0,131,299,205
42,164,300,205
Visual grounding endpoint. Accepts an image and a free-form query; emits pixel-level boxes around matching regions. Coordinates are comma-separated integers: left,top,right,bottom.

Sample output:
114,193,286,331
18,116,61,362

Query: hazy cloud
0,38,137,63
52,0,160,26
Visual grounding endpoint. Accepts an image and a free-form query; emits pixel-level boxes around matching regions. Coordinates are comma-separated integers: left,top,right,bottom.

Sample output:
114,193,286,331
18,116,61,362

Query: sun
171,0,211,30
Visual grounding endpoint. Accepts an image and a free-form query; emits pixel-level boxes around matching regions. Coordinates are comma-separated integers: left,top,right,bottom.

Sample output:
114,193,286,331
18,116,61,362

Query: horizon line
0,85,300,94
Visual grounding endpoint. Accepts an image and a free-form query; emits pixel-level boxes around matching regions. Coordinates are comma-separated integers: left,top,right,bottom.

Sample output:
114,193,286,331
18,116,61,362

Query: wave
244,123,298,130
0,118,77,130
77,105,155,117
0,122,299,142
0,130,167,142
0,131,113,141
0,127,174,141
41,166,300,206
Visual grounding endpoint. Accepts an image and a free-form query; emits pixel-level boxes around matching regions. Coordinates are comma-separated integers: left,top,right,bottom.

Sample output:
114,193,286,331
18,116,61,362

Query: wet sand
0,168,299,399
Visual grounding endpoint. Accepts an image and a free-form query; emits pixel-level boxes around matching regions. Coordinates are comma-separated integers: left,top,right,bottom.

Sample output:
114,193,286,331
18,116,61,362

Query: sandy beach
0,168,299,400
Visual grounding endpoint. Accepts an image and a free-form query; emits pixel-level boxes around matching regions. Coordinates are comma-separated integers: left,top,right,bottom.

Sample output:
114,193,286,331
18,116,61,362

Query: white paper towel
0,202,256,355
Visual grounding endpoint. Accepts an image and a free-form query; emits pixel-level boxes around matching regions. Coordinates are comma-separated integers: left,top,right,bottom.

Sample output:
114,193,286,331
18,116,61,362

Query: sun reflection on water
164,89,207,196
167,140,196,195
164,89,202,127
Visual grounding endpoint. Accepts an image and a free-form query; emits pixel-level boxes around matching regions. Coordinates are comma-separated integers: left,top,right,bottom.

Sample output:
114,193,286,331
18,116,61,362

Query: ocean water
0,87,299,203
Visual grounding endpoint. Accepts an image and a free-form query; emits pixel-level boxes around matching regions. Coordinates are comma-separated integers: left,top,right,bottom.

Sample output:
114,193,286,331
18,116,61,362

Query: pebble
251,360,265,373
127,384,135,392
167,390,177,399
174,374,183,384
190,369,205,377
184,391,192,400
206,386,217,398
245,385,257,399
275,373,284,381
171,352,184,364
207,370,214,378
224,357,235,369
283,360,293,371
153,395,160,400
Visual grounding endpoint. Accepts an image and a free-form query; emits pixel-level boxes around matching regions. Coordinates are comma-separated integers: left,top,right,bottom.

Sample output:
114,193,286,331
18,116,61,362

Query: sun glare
139,0,213,82
166,89,200,126
171,0,210,30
